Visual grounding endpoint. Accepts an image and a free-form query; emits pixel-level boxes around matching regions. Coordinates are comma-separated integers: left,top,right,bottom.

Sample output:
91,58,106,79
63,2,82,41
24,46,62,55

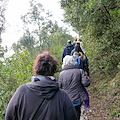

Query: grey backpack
80,69,90,87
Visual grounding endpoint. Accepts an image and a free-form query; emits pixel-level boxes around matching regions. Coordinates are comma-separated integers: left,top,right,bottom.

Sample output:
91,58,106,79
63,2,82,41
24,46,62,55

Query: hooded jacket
62,43,74,62
59,65,89,104
5,75,77,120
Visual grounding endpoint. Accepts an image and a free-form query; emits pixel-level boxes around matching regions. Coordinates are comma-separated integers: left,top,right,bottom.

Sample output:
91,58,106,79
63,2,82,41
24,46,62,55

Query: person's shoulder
58,89,69,97
16,84,27,93
19,84,27,89
67,43,73,47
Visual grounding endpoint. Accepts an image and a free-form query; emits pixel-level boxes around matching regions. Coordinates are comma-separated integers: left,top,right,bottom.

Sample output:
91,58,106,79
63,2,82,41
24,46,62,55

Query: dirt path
80,95,110,120
80,71,120,120
80,91,120,120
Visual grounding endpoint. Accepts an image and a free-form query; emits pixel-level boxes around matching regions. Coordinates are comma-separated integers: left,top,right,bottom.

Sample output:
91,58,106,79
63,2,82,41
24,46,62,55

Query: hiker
77,36,84,52
72,38,77,48
59,55,89,120
62,40,74,62
71,42,84,56
83,55,90,78
73,44,90,78
5,51,77,120
77,36,87,54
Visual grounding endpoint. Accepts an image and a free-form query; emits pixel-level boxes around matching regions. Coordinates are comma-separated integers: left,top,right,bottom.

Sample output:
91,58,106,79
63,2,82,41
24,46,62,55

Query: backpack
66,46,72,55
73,52,84,69
81,55,89,70
80,69,90,87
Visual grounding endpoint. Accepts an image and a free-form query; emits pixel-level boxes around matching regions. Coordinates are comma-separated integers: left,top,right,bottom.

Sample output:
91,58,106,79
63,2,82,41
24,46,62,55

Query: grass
88,69,120,119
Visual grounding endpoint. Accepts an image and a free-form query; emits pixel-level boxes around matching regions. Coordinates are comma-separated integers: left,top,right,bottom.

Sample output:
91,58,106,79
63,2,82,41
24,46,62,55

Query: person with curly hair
5,51,77,120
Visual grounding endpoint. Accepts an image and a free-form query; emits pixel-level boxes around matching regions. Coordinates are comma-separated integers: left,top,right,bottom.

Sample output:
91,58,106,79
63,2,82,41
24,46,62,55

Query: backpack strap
32,99,51,120
80,69,82,80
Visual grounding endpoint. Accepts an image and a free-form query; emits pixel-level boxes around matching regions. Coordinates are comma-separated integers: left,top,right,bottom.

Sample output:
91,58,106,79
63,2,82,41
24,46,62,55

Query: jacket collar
32,75,57,82
62,65,79,71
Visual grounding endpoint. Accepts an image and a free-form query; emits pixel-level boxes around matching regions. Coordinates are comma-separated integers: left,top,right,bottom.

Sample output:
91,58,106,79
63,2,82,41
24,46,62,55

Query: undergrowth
89,68,120,119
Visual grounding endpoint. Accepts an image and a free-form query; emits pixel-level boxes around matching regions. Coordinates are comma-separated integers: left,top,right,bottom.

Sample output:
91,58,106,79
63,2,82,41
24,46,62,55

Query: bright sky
1,0,78,49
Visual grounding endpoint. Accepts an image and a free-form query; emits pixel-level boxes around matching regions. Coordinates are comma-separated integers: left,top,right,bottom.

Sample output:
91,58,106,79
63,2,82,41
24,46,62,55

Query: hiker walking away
62,40,74,62
72,38,77,48
59,55,89,120
73,44,90,78
71,42,84,56
77,36,84,53
5,51,77,120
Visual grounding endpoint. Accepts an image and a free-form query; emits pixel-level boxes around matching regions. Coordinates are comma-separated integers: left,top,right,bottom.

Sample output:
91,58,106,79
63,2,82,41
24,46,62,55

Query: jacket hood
66,43,73,47
26,75,59,99
62,65,79,71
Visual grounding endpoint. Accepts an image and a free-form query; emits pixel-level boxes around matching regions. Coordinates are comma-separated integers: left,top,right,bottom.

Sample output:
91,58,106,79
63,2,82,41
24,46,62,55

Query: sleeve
5,85,25,120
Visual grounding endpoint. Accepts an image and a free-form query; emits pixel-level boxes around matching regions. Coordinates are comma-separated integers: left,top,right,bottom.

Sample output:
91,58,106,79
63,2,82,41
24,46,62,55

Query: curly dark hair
33,51,58,76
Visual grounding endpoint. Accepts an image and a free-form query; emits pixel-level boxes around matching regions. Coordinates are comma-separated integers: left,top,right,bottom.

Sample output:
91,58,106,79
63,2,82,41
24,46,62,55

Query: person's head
75,38,77,41
67,40,71,44
33,51,58,76
77,38,82,42
76,41,80,46
75,45,82,52
62,55,76,69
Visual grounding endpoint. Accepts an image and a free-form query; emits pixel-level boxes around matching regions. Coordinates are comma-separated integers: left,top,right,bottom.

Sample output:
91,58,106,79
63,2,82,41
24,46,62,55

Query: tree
0,0,8,35
20,0,74,53
60,0,120,74
19,30,36,52
0,50,34,119
21,0,53,50
0,0,8,59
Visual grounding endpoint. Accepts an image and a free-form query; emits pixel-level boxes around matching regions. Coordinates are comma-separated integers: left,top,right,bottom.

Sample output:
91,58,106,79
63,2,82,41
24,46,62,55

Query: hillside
85,70,120,120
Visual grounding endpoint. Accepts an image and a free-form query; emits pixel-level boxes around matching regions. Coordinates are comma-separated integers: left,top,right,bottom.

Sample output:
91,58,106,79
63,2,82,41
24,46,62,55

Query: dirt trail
80,95,110,120
80,90,120,120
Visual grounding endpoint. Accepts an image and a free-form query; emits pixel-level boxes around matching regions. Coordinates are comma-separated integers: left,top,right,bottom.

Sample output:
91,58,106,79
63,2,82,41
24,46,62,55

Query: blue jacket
74,55,84,69
73,54,90,76
71,48,75,56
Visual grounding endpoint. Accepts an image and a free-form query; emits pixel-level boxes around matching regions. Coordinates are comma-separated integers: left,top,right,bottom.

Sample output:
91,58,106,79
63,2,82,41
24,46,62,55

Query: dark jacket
59,65,88,104
62,43,74,62
5,75,77,120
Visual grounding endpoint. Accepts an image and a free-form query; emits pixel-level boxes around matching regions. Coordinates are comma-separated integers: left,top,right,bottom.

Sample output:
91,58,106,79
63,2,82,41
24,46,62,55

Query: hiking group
5,37,90,120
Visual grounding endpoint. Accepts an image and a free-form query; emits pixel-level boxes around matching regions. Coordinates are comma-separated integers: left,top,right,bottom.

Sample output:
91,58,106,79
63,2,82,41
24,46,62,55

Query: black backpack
66,46,71,55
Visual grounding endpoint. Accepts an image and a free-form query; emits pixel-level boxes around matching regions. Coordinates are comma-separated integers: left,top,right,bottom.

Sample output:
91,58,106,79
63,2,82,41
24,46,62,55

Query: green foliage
51,45,64,78
21,0,54,50
19,30,36,53
0,38,8,58
89,70,120,119
0,50,34,119
117,62,120,69
60,0,120,75
15,0,74,54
